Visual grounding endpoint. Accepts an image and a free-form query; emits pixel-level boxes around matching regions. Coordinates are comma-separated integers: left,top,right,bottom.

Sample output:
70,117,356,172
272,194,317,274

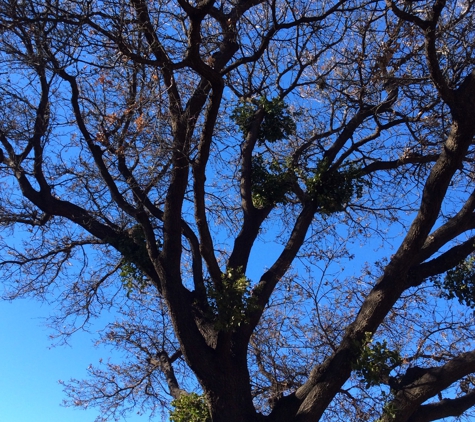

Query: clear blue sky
0,298,150,422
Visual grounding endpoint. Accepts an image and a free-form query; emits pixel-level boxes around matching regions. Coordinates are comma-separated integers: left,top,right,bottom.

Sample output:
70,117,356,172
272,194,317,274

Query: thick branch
361,154,439,175
31,67,51,195
245,201,317,335
381,350,475,421
418,188,475,261
149,351,186,400
227,107,271,273
409,235,475,285
193,85,224,283
408,390,475,422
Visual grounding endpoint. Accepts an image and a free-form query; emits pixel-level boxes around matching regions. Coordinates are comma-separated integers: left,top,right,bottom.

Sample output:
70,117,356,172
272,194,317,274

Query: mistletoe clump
231,96,296,145
306,161,366,214
251,155,294,208
435,255,475,308
352,333,402,389
170,393,210,422
207,268,259,331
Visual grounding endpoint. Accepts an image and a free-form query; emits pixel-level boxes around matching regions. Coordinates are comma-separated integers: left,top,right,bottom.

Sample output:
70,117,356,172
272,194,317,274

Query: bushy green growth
250,156,366,212
352,333,402,388
231,96,296,144
119,260,148,296
251,155,294,208
306,161,365,214
169,393,210,422
208,268,259,331
435,256,475,307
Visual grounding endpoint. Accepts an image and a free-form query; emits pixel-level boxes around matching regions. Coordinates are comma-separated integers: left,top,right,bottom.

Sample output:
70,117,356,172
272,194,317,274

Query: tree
1,0,475,420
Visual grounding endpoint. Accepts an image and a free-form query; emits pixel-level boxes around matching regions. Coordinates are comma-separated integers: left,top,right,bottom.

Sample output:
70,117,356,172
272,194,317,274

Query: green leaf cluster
250,156,367,212
231,97,296,144
119,260,148,296
169,393,210,422
208,268,258,331
352,333,402,388
435,256,475,307
306,161,365,214
251,155,294,208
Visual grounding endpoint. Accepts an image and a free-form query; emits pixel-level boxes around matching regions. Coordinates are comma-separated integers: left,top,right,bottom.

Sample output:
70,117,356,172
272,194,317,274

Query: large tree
1,0,475,421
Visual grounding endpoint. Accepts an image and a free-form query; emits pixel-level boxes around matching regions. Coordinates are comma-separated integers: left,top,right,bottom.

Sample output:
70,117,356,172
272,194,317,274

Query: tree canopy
1,0,475,421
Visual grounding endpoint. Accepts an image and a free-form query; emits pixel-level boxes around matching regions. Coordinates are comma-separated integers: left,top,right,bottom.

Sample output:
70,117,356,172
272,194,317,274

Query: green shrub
169,393,210,422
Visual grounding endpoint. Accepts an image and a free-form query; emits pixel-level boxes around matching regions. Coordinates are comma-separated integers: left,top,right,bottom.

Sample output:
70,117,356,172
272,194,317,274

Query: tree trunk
202,349,261,422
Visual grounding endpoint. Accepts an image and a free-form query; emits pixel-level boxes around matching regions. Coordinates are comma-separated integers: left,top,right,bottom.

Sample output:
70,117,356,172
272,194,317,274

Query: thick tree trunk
205,372,261,422
199,344,261,422
207,391,261,422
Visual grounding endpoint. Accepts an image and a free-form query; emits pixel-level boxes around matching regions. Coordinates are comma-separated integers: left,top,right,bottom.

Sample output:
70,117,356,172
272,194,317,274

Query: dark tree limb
408,390,475,422
379,350,475,421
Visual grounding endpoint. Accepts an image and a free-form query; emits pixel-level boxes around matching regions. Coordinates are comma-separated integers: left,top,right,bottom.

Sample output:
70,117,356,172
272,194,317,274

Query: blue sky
0,298,150,422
